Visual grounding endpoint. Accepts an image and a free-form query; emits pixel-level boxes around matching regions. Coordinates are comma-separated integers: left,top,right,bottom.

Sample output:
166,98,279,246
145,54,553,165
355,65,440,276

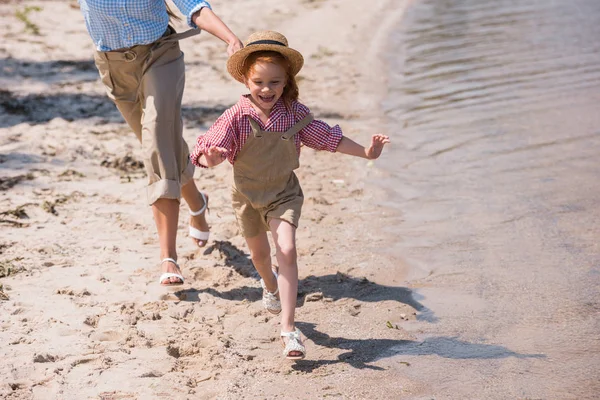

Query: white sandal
260,271,281,315
189,192,210,246
158,258,184,286
281,328,306,360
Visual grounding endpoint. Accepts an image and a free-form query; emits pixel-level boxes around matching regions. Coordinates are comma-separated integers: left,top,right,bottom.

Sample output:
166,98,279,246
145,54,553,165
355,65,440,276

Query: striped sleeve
295,102,343,153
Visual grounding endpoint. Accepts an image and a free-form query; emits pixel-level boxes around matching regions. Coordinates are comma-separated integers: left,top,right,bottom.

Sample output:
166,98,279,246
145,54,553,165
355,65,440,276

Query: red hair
242,51,299,109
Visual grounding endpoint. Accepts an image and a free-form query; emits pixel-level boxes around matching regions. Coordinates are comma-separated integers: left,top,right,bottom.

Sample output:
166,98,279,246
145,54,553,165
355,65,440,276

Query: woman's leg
152,198,182,284
94,45,189,284
140,41,188,281
245,232,278,292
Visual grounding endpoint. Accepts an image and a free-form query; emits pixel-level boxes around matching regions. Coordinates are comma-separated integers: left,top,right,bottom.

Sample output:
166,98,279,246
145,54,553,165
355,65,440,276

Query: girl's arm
295,102,390,157
191,113,237,168
192,8,243,55
336,134,390,160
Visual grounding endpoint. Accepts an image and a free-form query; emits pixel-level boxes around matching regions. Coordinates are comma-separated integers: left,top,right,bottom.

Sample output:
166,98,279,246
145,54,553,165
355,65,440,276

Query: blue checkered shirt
78,0,211,51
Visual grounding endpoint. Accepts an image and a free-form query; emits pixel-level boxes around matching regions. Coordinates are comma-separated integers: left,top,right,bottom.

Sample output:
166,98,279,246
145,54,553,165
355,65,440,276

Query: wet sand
378,0,600,398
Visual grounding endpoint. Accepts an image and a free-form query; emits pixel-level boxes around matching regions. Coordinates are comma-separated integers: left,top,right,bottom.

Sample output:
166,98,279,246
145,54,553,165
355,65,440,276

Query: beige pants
93,29,194,205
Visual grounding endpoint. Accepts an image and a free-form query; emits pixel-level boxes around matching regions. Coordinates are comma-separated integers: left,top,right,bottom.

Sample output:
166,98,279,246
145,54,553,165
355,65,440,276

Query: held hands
227,38,243,56
366,134,391,160
201,146,229,167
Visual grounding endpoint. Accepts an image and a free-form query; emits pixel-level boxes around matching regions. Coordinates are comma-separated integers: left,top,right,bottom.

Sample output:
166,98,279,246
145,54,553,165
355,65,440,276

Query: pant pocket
93,53,115,93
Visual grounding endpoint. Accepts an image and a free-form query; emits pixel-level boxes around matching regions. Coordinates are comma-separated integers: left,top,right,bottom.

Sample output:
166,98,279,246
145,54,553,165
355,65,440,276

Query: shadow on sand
291,322,546,371
0,57,229,128
173,241,545,370
0,88,228,129
175,241,437,322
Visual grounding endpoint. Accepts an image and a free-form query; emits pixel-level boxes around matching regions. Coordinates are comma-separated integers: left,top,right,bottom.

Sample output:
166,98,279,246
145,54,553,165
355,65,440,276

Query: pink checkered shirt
190,95,343,167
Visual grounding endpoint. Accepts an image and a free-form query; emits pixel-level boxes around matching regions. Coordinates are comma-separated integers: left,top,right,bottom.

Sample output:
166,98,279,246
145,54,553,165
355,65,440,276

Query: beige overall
232,114,314,238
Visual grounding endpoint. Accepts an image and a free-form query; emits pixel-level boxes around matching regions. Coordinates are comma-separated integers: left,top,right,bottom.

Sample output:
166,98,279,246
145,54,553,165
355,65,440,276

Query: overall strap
157,28,201,43
247,117,263,138
281,114,314,141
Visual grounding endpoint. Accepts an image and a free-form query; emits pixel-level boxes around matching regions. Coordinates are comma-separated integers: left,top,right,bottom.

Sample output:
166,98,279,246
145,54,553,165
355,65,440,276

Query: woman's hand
366,134,391,160
227,37,243,56
200,146,229,167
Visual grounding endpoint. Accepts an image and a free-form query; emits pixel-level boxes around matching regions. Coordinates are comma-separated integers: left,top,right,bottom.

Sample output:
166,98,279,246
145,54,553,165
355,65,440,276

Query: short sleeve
171,0,212,29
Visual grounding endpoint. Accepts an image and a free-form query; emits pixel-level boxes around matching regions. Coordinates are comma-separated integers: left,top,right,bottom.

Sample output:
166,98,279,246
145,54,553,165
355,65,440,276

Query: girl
190,31,390,360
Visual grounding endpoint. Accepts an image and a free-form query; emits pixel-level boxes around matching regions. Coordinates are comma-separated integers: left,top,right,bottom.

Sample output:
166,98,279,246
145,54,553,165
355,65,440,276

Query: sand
0,0,418,398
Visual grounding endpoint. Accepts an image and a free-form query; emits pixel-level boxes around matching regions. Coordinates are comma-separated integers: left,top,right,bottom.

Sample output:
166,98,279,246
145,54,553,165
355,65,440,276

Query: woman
78,0,243,285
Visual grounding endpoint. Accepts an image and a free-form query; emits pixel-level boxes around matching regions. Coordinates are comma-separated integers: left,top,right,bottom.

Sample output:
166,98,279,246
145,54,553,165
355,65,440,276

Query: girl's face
245,61,287,115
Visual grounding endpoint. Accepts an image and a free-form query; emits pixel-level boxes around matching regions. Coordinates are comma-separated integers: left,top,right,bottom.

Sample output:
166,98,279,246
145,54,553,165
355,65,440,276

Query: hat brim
227,44,304,83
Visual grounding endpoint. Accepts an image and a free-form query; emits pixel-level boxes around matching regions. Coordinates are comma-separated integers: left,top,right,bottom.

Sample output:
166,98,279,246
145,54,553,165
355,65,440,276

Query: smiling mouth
259,94,275,103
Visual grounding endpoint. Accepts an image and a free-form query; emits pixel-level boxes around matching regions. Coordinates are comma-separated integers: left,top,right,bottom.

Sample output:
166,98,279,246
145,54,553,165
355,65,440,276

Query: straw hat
227,31,304,83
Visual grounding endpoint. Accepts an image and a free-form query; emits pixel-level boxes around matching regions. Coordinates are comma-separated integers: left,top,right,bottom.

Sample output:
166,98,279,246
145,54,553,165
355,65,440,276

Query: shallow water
379,0,600,397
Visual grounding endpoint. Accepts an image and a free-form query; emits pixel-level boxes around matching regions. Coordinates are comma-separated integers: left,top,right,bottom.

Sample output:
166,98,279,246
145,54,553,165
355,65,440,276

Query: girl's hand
366,134,391,159
202,146,229,167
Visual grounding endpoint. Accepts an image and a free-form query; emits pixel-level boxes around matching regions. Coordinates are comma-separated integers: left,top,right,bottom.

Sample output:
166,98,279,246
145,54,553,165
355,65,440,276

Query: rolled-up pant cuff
146,160,194,205
147,179,181,205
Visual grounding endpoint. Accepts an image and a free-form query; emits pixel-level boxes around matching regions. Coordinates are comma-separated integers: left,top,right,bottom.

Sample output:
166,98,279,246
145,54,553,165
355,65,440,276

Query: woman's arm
192,7,243,55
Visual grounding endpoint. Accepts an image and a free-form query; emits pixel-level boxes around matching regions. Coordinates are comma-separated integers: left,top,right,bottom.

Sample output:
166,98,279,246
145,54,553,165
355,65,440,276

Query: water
378,0,600,397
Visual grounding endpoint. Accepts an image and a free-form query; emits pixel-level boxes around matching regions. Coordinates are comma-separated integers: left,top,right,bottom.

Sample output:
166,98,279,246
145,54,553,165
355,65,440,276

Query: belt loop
123,50,137,62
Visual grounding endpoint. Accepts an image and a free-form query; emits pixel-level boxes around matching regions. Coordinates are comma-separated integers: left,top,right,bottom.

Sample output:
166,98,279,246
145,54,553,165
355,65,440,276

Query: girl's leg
268,219,298,333
269,219,303,357
245,232,278,292
181,179,210,247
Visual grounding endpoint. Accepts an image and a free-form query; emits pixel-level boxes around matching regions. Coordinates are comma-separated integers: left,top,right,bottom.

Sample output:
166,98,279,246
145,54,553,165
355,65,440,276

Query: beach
1,0,415,398
3,0,600,399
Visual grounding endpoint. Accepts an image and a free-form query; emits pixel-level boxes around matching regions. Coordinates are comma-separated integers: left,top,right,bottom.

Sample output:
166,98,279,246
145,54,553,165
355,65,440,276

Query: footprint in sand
90,330,124,342
193,267,213,281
